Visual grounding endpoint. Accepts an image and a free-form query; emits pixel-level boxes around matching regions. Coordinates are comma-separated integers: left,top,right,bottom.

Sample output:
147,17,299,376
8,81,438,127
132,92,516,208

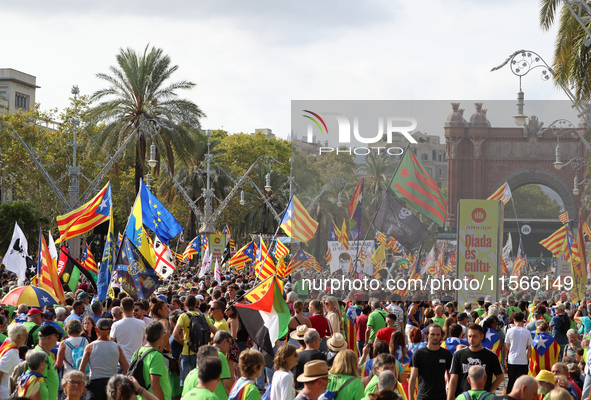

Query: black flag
372,190,431,249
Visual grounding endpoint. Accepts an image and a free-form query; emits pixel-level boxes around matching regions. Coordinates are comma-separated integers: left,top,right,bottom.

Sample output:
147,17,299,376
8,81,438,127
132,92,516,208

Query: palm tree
539,1,591,100
87,45,205,193
357,153,395,215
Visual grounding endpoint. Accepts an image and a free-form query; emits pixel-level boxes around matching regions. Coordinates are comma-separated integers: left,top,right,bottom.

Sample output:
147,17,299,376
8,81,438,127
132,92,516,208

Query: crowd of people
0,265,588,400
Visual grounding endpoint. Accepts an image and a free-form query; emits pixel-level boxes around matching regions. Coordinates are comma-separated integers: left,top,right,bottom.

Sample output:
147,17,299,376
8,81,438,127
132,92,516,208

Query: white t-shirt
505,325,533,365
0,345,20,398
110,317,146,363
270,369,296,400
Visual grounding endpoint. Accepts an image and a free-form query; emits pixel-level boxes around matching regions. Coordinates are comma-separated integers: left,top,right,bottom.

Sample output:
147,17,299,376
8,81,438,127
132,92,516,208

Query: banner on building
456,199,502,305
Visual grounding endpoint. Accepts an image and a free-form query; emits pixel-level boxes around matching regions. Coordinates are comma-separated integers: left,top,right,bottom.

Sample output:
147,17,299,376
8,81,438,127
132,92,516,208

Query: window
432,150,436,161
15,93,29,110
438,154,442,162
427,167,433,176
437,182,442,188
437,168,442,177
0,91,6,100
421,154,428,161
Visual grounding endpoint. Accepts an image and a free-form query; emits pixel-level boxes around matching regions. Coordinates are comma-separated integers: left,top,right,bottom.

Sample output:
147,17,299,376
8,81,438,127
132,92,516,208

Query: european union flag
139,179,183,244
115,235,159,300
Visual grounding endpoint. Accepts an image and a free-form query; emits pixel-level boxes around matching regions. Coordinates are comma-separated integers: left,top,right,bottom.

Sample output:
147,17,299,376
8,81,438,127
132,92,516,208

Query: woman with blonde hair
324,296,342,337
269,344,298,400
229,349,265,400
327,349,364,400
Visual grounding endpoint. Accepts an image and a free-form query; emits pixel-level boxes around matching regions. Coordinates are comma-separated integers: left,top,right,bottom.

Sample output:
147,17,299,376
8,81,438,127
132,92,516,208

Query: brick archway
497,167,577,218
445,102,584,226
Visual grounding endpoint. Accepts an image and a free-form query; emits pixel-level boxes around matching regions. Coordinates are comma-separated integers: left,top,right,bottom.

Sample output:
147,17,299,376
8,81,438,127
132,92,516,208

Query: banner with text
457,199,502,305
208,234,226,265
328,240,375,275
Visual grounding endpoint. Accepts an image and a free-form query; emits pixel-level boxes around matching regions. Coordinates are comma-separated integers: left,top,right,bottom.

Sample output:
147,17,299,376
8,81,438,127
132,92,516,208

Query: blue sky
4,1,563,138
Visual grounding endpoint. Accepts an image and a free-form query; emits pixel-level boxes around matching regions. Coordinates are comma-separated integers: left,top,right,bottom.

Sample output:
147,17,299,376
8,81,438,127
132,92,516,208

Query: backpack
65,338,89,373
461,390,493,400
560,314,570,335
320,376,356,400
25,325,39,349
127,347,158,389
186,311,211,353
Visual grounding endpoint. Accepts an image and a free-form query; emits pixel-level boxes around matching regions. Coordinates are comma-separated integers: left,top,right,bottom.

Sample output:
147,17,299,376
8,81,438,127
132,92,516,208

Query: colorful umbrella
1,286,60,308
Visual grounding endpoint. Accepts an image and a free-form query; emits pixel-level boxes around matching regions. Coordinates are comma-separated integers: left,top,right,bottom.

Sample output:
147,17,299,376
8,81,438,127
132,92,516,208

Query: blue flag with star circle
139,179,183,245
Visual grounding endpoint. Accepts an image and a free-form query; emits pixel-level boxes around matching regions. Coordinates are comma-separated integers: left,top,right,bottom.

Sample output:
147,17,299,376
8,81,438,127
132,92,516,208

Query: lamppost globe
573,187,580,196
264,173,271,192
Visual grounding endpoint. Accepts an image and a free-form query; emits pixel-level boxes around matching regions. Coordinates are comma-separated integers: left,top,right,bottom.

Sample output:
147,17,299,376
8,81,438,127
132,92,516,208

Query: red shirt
308,314,331,338
376,326,397,344
355,314,369,342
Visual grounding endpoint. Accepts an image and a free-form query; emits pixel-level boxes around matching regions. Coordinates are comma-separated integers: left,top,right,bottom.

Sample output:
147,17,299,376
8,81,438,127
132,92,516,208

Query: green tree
87,45,205,194
0,201,50,254
510,184,562,219
539,1,591,100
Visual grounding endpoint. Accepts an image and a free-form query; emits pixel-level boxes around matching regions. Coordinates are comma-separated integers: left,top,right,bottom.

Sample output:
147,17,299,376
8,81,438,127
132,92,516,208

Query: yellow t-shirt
214,318,229,333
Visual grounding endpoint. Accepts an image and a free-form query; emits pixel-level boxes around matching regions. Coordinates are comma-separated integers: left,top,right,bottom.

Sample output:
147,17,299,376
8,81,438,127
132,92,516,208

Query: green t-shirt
474,307,485,317
23,322,40,344
362,374,399,400
327,374,364,400
293,280,309,297
507,306,521,318
132,346,172,400
182,351,231,400
432,317,445,327
33,345,58,400
183,387,219,400
367,310,388,343
0,332,7,344
455,390,494,400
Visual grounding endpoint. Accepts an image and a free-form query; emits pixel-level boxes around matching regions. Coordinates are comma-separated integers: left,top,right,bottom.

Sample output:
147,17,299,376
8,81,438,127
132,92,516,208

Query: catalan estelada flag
56,182,111,243
37,229,65,303
254,238,275,281
539,225,568,257
375,229,386,246
482,327,502,365
288,248,310,272
386,237,403,253
389,147,447,227
183,236,201,260
343,315,358,355
279,196,318,243
274,240,289,261
81,243,99,276
229,241,254,267
529,332,559,376
339,220,349,251
349,178,364,240
442,337,468,355
487,182,512,204
324,248,332,264
329,221,340,242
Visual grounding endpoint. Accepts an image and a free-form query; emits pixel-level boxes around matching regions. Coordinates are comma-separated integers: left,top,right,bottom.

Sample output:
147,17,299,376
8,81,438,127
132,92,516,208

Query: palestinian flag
235,276,290,367
57,247,98,292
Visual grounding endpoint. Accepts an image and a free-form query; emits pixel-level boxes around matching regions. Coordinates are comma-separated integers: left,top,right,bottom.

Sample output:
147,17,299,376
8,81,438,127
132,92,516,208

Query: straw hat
535,370,555,386
327,333,347,352
296,360,329,383
290,325,309,341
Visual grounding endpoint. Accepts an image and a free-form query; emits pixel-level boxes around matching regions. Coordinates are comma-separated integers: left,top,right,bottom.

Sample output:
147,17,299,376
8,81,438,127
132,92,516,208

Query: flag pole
253,222,283,285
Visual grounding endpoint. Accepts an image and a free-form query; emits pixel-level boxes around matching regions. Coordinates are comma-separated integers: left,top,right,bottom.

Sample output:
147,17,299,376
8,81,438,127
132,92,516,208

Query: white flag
503,233,513,258
3,222,29,285
421,246,435,274
214,260,221,285
199,247,211,278
47,232,58,268
152,235,176,279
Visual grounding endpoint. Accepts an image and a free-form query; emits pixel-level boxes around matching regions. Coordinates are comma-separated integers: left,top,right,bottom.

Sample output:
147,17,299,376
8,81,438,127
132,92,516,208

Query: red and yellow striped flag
38,231,65,303
82,244,98,275
529,333,559,376
274,240,289,261
487,182,512,204
583,222,591,239
279,196,319,243
539,225,568,257
386,237,402,253
56,182,111,243
559,211,569,224
374,229,386,245
339,220,349,251
254,238,276,280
